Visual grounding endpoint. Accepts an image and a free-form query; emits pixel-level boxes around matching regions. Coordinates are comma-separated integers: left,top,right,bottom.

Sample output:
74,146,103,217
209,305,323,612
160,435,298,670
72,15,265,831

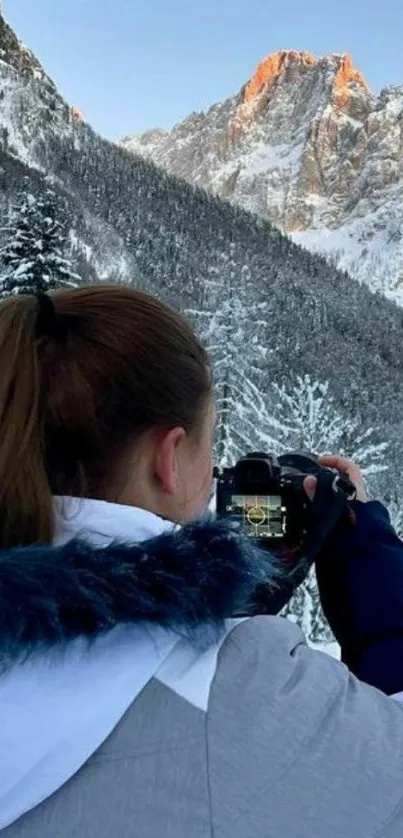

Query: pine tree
273,375,388,477
185,250,283,466
276,374,388,643
0,189,80,298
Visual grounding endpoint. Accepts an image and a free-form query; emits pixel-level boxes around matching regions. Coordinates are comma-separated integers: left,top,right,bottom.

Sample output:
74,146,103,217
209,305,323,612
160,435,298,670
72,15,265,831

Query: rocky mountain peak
241,49,369,113
332,53,368,91
330,53,369,107
243,50,317,102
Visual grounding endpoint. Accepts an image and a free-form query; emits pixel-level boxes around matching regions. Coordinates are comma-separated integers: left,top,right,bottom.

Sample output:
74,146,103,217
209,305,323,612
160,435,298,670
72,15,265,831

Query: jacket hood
0,517,277,671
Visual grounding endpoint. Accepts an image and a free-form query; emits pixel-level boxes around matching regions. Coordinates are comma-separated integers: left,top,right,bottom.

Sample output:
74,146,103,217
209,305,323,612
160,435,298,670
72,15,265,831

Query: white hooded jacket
0,499,243,830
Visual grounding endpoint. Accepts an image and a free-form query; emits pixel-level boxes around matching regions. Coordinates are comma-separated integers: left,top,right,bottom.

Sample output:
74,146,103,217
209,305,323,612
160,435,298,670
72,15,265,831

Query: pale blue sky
4,0,403,140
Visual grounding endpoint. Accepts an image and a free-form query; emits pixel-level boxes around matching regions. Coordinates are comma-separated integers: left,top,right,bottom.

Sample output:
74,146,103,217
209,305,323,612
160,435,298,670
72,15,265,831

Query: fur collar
0,520,278,669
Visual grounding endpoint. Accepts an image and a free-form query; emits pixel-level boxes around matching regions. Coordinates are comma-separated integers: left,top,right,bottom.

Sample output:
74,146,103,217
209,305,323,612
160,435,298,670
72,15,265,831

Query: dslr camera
214,451,356,562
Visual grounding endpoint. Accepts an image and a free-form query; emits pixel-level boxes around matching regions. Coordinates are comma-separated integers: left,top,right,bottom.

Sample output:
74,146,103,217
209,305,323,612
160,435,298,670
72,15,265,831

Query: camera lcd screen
230,494,286,539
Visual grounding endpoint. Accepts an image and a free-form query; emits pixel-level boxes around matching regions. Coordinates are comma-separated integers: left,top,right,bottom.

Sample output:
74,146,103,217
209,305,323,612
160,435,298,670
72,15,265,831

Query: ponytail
0,284,210,549
0,296,53,547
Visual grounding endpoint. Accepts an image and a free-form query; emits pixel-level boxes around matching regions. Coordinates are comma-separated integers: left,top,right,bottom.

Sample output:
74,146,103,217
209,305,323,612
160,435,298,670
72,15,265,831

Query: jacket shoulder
206,615,403,838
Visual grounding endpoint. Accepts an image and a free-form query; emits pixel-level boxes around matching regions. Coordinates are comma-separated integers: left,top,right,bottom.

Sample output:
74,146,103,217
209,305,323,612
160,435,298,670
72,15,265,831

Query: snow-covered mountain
122,50,403,304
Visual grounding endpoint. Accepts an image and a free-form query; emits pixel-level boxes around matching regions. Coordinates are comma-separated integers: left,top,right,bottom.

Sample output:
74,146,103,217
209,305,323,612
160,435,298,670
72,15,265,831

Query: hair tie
35,293,69,341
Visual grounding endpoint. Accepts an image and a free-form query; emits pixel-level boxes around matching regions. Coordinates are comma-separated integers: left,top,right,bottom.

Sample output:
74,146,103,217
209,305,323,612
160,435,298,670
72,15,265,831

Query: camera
214,451,357,557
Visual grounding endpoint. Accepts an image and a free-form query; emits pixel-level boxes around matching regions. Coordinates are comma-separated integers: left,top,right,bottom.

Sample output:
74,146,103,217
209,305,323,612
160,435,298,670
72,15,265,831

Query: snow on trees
186,252,282,467
274,374,388,643
0,189,80,298
273,374,388,479
201,368,389,644
189,269,390,645
186,273,390,645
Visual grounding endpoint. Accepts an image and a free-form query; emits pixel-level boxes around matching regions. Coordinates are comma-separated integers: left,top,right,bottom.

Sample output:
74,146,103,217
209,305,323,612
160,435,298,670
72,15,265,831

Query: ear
153,427,186,495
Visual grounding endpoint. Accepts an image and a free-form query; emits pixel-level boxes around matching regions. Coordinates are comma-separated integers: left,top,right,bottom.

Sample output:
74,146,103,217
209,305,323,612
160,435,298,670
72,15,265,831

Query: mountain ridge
122,49,403,303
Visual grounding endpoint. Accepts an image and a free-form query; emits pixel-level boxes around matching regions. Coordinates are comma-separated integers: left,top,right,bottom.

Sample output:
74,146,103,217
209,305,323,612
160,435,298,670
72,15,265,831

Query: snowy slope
122,52,403,304
0,19,139,286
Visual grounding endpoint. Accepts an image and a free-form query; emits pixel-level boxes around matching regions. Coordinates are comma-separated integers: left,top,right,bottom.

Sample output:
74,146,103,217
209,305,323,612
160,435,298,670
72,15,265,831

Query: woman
0,284,403,838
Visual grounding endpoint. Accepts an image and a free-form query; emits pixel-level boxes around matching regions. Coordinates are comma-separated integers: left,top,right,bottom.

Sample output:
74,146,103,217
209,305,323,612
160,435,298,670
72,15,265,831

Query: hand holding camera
305,455,367,504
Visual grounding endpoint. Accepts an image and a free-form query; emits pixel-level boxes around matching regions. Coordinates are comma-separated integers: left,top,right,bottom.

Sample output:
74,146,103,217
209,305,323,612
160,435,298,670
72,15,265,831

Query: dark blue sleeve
316,500,403,695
